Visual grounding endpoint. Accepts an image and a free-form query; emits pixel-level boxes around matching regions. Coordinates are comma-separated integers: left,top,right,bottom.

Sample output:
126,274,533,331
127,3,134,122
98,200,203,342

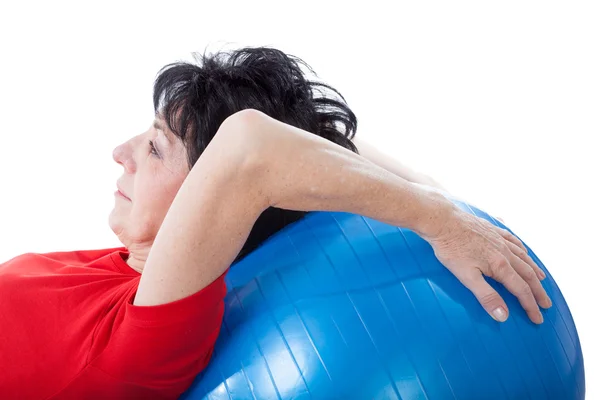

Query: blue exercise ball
181,200,585,400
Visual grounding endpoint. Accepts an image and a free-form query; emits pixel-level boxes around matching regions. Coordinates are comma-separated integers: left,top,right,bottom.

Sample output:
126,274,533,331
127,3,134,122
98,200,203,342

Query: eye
148,140,160,157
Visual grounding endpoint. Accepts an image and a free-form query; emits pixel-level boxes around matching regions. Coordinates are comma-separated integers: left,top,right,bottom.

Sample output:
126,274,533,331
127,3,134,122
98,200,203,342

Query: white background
1,0,597,397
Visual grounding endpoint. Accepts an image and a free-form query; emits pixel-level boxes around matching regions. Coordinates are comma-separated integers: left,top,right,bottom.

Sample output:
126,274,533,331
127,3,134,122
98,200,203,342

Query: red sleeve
90,272,227,398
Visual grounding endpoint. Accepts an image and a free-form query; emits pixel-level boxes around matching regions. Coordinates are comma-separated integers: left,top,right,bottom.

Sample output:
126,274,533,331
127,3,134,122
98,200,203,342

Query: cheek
126,194,173,239
133,176,184,220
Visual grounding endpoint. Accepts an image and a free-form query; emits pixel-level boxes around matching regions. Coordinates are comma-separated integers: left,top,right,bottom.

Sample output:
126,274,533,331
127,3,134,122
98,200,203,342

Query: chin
108,209,123,236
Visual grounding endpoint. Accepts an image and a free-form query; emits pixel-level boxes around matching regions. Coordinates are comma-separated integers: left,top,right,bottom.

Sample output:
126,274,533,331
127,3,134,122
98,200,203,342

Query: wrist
406,188,457,240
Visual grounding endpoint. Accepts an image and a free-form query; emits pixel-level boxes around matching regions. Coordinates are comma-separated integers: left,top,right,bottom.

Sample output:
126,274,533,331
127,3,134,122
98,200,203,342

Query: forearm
352,137,446,191
241,110,454,238
271,149,451,238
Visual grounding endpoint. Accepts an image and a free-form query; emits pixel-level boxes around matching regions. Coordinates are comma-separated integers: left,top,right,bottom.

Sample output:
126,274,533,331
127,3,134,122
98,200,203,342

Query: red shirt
0,247,226,399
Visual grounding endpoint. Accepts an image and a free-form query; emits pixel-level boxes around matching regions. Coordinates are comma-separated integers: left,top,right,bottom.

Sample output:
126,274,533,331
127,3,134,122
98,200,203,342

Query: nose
112,141,136,173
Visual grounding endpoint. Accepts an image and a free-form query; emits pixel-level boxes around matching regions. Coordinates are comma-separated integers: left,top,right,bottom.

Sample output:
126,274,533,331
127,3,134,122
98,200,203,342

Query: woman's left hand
424,207,552,324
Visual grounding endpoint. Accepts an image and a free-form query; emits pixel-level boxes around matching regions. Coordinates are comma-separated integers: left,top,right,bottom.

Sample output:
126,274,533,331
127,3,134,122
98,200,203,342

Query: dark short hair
153,46,359,264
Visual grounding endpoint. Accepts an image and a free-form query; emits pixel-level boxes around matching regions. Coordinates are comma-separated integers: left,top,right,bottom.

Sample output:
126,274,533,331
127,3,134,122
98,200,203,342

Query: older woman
0,47,551,399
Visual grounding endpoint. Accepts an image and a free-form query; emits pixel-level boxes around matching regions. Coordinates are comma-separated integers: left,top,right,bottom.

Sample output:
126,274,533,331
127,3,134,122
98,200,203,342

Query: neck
125,251,146,274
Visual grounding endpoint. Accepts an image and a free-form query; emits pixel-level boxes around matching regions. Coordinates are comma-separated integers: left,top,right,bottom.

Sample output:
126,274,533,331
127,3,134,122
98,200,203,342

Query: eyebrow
153,120,174,145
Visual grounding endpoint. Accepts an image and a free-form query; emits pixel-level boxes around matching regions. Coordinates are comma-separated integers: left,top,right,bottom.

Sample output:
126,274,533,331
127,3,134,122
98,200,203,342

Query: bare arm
352,137,447,191
133,110,449,307
132,121,267,307
135,109,549,325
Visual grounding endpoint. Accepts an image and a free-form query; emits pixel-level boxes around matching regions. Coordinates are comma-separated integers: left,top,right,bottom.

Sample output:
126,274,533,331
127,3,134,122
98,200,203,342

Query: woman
0,47,551,399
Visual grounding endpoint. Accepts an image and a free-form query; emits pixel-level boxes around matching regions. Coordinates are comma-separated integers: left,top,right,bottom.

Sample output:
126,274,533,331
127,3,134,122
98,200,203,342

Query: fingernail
492,307,508,322
537,312,544,324
536,271,543,280
543,296,552,308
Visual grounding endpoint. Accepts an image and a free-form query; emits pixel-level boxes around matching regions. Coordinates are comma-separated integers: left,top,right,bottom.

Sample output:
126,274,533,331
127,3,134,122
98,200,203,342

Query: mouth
116,185,131,201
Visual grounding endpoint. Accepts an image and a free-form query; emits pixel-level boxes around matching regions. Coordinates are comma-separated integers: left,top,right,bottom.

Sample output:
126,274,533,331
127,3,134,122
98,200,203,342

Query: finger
491,259,544,324
507,250,552,309
456,269,509,323
495,226,528,254
506,240,546,280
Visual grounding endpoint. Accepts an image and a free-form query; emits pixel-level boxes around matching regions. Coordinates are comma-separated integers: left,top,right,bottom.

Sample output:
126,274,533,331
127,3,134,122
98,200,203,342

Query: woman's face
109,117,190,254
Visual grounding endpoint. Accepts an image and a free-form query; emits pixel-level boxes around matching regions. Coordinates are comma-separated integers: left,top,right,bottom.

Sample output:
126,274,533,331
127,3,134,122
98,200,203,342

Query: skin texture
240,110,551,324
353,137,447,191
109,119,189,274
109,118,442,275
111,110,551,324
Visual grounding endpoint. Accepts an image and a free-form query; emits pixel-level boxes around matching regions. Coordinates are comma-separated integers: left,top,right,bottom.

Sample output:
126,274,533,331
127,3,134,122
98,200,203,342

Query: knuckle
490,256,509,277
496,226,509,235
502,244,514,257
479,291,500,308
522,268,538,282
516,283,534,299
514,247,526,258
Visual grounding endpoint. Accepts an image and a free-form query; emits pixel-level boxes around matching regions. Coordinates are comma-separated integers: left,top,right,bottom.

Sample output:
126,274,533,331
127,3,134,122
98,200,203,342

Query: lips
116,184,131,200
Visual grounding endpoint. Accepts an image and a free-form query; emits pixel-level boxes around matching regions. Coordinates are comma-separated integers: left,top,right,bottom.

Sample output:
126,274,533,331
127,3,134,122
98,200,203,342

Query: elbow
214,109,272,192
217,109,267,167
222,108,266,129
220,109,269,147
